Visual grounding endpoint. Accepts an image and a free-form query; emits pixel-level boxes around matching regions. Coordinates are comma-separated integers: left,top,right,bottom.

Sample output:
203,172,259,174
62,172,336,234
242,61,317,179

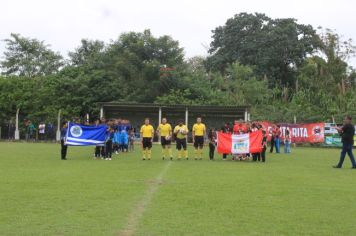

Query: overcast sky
1,0,355,66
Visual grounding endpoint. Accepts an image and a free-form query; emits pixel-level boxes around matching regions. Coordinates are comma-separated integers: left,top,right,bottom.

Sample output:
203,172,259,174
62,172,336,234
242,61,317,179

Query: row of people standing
270,125,291,154
220,121,267,162
140,117,208,160
94,118,135,160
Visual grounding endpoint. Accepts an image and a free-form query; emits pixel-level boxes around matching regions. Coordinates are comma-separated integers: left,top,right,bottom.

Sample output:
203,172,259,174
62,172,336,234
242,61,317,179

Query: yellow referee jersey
192,123,206,136
174,125,189,139
140,124,154,138
158,123,172,137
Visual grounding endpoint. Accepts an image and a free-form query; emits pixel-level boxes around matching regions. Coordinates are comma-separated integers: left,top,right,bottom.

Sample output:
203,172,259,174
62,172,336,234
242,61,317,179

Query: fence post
15,109,20,140
56,110,61,142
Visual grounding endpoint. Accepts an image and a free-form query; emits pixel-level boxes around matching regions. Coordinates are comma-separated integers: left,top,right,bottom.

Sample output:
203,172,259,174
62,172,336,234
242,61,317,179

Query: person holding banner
140,118,155,160
261,130,267,162
221,123,231,160
157,118,173,160
60,121,68,160
192,117,206,160
333,115,356,169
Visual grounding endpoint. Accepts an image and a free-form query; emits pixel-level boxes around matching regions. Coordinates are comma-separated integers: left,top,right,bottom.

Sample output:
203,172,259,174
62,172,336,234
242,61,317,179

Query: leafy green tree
1,33,63,77
207,13,320,88
68,39,105,67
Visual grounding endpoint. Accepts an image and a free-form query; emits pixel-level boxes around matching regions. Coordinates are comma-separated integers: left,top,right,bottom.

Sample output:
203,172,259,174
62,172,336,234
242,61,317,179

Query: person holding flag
157,118,173,160
173,120,189,160
140,118,155,160
60,121,68,160
192,117,206,160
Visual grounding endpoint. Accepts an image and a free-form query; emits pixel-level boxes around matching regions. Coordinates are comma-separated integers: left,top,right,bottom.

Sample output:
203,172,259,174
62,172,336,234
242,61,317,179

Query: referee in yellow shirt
157,118,173,160
173,120,189,160
192,117,206,160
140,118,154,160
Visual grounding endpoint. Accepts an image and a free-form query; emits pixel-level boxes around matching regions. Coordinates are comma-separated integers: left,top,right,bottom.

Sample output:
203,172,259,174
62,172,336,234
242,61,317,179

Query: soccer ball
179,128,185,134
165,135,171,140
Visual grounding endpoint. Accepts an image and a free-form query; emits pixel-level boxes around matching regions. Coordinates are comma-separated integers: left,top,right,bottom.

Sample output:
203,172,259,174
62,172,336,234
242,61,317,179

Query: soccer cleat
194,158,197,160
352,167,356,169
142,158,146,160
333,165,341,168
186,158,189,160
162,157,165,160
170,157,173,160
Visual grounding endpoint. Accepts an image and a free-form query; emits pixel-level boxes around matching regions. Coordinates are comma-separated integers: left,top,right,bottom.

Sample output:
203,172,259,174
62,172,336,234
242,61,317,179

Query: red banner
257,122,324,143
217,131,263,154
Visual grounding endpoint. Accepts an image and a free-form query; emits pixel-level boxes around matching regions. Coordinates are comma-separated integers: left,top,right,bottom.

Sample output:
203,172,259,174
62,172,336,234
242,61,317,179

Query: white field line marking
118,161,172,236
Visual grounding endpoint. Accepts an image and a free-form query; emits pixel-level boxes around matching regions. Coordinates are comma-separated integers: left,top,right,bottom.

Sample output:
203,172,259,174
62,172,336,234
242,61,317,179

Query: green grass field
0,142,356,236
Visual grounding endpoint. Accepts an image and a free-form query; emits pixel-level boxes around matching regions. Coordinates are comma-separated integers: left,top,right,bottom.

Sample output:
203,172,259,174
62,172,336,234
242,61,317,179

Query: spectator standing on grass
46,122,54,140
60,121,68,160
129,129,135,152
270,125,275,153
333,115,356,169
27,120,36,141
284,129,291,154
274,125,281,153
7,119,15,140
38,122,46,140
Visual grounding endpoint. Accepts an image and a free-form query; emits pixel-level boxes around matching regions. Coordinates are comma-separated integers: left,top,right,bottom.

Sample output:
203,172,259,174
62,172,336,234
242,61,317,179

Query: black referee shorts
161,136,171,146
142,137,152,149
194,136,204,148
176,138,187,150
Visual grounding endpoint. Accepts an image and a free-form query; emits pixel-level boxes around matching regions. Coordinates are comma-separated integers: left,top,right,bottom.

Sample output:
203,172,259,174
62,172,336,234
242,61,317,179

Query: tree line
1,12,355,124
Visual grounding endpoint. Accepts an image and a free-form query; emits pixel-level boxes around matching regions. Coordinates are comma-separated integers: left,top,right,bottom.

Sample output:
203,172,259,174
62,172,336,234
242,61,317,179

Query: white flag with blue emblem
65,122,107,146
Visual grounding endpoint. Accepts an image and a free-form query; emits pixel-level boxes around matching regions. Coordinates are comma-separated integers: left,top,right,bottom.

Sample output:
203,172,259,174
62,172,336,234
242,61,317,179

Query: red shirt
233,124,239,134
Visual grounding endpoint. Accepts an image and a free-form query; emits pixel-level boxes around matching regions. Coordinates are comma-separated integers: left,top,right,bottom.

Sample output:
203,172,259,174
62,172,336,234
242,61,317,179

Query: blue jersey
60,127,67,140
120,130,129,145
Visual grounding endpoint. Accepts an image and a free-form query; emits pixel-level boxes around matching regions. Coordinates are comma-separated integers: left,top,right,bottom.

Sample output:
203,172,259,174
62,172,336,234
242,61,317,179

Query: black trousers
95,146,101,157
101,146,105,157
61,139,67,160
209,143,215,160
270,137,275,153
261,147,266,162
105,140,113,158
